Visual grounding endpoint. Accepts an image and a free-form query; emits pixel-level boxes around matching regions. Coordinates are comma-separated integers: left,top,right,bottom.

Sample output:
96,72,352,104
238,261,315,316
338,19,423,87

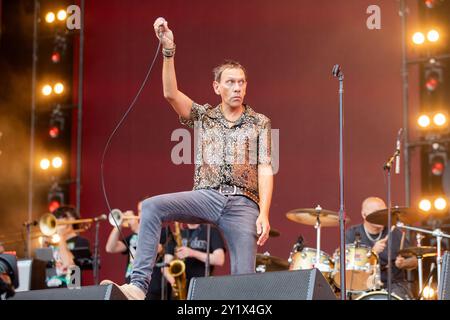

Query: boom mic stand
332,64,347,300
382,129,402,300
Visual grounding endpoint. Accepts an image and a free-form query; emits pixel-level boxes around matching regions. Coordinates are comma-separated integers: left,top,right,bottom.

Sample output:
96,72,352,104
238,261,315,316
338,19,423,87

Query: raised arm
153,17,193,120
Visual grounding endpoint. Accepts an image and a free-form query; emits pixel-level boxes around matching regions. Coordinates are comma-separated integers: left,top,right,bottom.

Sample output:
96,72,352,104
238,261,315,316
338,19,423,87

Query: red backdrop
76,0,422,284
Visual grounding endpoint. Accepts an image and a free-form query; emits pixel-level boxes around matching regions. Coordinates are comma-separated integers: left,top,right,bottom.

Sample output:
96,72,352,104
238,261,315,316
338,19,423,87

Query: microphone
395,128,403,175
332,64,341,77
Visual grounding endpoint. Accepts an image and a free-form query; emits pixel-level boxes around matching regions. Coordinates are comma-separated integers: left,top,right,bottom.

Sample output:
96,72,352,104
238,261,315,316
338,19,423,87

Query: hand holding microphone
153,17,175,49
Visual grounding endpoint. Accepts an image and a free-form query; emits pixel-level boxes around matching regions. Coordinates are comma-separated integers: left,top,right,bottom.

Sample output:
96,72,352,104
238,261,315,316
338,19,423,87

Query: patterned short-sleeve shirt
180,102,272,203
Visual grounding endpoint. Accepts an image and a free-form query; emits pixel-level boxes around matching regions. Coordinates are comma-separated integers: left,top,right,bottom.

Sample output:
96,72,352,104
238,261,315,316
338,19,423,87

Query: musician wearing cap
346,197,417,299
100,16,273,300
105,201,174,300
46,206,92,288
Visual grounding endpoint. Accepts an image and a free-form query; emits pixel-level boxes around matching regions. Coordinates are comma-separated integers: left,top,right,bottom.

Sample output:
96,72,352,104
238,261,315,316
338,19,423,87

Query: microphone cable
100,38,162,259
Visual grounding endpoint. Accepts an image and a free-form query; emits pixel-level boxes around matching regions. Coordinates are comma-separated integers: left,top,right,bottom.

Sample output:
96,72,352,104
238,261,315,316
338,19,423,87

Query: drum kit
255,205,450,300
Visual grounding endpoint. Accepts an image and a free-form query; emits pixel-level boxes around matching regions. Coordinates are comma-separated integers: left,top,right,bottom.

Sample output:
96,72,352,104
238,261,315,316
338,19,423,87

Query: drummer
346,197,417,299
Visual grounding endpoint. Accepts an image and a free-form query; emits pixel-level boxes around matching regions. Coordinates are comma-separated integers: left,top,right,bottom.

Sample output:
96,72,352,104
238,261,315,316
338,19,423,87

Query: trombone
108,209,140,228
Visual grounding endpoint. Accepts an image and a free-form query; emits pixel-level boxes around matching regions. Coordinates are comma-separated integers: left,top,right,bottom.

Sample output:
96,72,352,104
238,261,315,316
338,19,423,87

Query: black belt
216,185,259,205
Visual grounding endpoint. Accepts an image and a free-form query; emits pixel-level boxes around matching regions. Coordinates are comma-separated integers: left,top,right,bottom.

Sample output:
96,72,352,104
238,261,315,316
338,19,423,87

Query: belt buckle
220,185,237,195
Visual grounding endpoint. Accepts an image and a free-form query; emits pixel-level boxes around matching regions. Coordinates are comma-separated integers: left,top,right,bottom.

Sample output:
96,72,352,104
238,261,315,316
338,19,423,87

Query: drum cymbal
365,206,423,226
269,228,280,237
255,253,289,271
398,246,437,258
286,207,349,227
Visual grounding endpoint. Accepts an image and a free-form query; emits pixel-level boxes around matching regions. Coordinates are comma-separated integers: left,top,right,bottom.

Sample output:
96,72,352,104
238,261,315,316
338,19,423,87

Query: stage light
425,74,439,92
49,126,60,138
48,200,61,213
49,105,65,138
40,158,50,170
434,197,447,210
53,83,64,95
413,32,426,45
52,157,63,169
42,85,52,96
57,10,67,21
423,285,436,299
419,199,432,212
427,29,440,43
431,160,445,176
45,12,55,24
418,114,431,128
51,51,61,63
433,113,447,127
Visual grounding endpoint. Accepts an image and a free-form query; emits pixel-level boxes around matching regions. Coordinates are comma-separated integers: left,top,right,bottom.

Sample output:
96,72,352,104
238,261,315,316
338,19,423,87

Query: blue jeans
130,189,260,293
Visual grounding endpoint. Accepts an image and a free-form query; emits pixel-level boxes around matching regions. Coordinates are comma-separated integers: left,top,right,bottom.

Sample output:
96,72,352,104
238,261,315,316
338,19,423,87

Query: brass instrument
168,222,187,300
39,213,94,236
108,209,140,228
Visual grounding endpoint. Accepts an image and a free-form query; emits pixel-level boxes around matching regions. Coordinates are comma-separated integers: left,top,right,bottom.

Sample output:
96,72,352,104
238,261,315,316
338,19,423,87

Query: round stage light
419,199,432,212
48,200,61,213
427,29,440,43
57,10,67,21
52,157,63,169
40,158,50,170
42,85,52,96
45,12,55,24
412,32,425,45
418,115,431,128
54,83,64,95
433,113,447,127
434,197,447,211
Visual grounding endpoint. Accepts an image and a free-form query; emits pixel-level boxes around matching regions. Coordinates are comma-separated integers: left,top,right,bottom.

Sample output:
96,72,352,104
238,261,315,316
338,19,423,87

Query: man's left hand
256,215,270,246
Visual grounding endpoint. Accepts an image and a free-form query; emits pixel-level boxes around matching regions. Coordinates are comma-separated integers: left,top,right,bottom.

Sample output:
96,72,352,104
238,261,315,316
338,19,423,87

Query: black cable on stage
100,39,162,259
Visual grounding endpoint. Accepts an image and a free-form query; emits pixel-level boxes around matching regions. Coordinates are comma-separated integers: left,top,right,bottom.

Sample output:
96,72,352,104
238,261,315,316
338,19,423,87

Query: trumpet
39,213,96,236
108,209,140,228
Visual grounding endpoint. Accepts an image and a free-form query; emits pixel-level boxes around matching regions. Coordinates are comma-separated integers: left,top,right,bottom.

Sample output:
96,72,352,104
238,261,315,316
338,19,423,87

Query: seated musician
46,206,92,288
346,197,417,299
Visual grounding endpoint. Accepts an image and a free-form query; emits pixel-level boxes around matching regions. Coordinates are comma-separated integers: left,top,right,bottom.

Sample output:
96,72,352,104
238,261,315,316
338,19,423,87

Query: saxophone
168,221,187,300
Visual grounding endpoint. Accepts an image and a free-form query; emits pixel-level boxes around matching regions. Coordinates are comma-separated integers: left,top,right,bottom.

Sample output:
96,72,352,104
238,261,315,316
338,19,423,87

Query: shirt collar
206,104,257,124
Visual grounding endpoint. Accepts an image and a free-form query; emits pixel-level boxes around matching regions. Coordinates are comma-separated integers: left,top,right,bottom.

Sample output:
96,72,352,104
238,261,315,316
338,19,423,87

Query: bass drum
355,291,403,300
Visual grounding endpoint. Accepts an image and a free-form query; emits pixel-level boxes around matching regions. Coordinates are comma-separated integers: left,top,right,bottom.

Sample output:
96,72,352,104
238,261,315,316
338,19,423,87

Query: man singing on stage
101,17,273,299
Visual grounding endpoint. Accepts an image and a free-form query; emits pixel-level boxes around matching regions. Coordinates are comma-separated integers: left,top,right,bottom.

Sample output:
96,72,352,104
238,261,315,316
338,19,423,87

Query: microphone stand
383,147,400,300
91,214,107,285
205,224,211,277
332,64,347,300
93,220,101,285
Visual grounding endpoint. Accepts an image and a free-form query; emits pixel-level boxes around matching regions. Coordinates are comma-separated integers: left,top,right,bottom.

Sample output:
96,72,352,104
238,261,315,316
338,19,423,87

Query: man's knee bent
141,196,165,221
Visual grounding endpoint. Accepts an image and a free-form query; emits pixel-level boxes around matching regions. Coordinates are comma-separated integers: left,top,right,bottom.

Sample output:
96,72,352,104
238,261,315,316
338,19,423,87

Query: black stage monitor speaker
8,284,127,300
439,251,450,300
187,269,336,300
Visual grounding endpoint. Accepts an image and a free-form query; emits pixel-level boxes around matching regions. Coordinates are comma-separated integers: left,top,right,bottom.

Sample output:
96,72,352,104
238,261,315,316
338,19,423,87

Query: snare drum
332,244,378,292
289,247,334,279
